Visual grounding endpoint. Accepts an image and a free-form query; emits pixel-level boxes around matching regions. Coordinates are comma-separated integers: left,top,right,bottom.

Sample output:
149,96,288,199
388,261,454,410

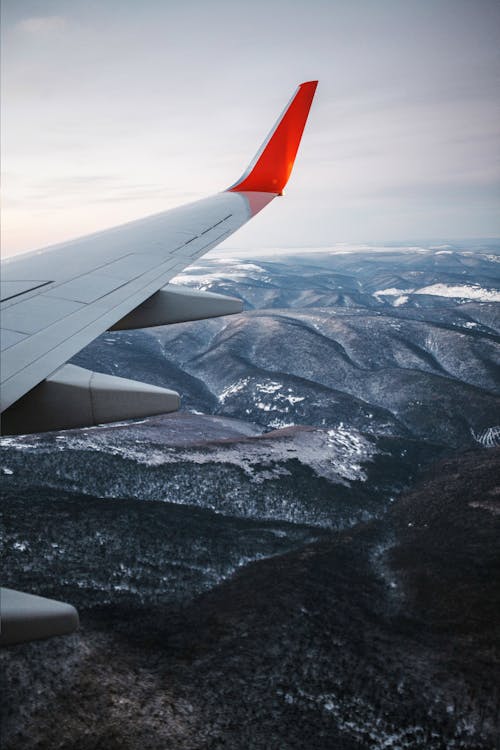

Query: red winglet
227,81,318,195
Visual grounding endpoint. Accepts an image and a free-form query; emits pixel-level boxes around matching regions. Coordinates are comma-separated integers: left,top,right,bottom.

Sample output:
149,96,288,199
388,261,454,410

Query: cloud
17,16,67,34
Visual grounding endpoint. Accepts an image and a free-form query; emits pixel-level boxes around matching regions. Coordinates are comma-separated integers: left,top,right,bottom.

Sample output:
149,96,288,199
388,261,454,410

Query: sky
1,0,499,257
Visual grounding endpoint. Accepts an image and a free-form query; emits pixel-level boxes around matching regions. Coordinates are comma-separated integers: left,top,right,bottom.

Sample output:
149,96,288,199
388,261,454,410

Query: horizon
3,231,500,262
2,0,500,256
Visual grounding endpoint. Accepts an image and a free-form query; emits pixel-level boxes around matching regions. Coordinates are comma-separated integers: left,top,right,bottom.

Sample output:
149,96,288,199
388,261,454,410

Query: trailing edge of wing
227,80,318,195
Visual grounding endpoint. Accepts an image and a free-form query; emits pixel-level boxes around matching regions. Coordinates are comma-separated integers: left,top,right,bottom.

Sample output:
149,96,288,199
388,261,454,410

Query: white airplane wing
1,81,318,435
0,81,318,645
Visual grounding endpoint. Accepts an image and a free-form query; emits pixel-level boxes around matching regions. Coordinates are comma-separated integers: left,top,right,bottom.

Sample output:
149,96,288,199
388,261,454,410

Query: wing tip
227,80,318,195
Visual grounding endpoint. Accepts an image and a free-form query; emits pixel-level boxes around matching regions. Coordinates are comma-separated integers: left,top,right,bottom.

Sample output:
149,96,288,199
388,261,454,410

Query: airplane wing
0,81,318,645
1,81,318,435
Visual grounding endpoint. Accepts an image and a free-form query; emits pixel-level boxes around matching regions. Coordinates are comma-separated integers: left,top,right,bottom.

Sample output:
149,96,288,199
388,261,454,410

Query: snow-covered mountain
1,242,499,749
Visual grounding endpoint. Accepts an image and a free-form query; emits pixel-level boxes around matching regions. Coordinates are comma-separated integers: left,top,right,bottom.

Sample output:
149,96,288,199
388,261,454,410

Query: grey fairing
111,283,243,330
0,588,79,646
1,364,180,435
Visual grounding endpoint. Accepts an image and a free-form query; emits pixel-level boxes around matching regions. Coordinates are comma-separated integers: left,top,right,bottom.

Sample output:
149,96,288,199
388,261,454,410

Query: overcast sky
1,0,499,256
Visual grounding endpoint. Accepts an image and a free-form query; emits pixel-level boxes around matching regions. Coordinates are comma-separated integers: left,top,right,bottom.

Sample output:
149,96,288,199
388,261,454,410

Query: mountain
72,243,500,449
1,436,498,749
1,242,499,749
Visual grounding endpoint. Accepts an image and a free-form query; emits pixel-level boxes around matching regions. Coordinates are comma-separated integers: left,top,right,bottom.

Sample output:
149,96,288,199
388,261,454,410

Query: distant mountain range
73,243,500,449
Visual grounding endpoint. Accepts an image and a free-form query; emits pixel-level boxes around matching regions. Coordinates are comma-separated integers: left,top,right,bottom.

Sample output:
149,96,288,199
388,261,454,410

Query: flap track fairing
1,364,179,435
111,283,243,330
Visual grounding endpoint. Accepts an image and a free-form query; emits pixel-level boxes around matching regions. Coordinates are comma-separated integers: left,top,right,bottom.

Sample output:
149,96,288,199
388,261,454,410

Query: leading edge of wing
227,80,318,195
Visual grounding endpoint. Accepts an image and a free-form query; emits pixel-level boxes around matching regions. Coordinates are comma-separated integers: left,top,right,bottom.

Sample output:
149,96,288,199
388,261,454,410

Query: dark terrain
1,243,499,748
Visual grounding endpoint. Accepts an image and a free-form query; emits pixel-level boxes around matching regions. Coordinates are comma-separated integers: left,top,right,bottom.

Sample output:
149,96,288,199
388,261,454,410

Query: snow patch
268,419,296,429
13,541,29,552
471,426,500,448
415,283,500,302
256,402,272,412
218,378,250,404
218,379,306,417
393,295,409,307
374,283,500,304
373,288,414,301
256,381,282,395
